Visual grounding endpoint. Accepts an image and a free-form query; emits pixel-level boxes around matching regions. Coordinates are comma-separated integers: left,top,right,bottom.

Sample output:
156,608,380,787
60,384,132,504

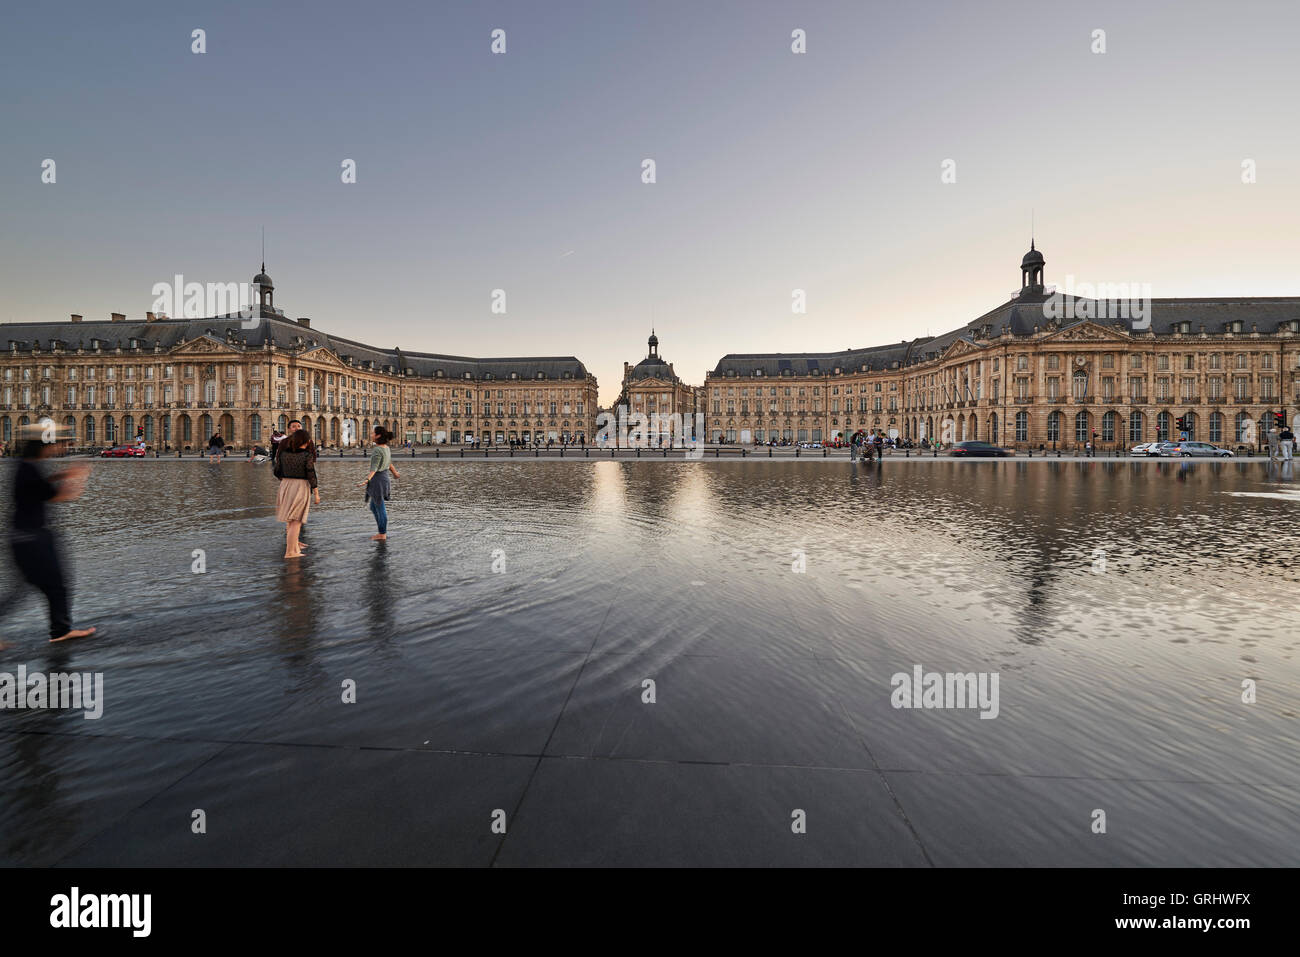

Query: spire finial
1030,209,1035,250
261,226,265,272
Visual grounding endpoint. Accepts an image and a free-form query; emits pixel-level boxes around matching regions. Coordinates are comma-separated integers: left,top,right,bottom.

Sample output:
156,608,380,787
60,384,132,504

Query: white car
1130,442,1161,456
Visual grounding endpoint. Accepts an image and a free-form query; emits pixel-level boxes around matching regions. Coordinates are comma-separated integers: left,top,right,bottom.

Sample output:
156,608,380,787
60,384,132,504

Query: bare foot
284,550,302,559
51,626,96,643
371,534,386,540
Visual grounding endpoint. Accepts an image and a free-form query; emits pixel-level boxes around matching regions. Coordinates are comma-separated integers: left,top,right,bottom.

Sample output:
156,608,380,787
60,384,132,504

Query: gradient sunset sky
3,0,1297,403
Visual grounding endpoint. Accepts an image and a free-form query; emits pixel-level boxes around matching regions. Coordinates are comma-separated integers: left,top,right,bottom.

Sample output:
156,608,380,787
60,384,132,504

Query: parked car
99,445,146,458
1129,442,1159,456
1161,441,1234,458
1133,441,1176,457
949,441,1013,457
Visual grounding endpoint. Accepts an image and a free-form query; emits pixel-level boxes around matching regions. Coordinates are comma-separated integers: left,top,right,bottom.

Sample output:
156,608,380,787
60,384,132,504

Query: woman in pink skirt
273,429,320,558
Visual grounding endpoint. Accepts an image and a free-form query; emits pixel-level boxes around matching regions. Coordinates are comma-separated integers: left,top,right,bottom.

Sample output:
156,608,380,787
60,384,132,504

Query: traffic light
1175,416,1186,433
1275,410,1285,429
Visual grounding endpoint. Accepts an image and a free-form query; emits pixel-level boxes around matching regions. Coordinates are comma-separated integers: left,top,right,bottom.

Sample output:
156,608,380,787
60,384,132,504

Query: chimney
70,314,82,323
146,312,157,323
110,312,125,322
297,317,311,328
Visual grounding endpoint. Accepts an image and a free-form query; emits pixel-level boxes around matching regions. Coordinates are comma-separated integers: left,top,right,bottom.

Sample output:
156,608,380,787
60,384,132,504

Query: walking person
358,426,400,540
1281,423,1295,462
207,430,225,463
273,429,319,559
1,424,96,644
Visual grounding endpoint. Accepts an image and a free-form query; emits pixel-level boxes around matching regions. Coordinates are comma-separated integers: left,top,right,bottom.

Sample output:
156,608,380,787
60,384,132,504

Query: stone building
617,331,699,437
0,265,598,450
704,244,1300,449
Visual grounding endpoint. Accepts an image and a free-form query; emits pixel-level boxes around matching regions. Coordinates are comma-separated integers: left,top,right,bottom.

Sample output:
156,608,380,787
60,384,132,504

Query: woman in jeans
274,429,319,558
359,426,400,540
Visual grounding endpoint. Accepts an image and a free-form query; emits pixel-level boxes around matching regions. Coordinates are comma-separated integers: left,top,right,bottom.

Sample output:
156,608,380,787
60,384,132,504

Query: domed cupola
1020,240,1045,293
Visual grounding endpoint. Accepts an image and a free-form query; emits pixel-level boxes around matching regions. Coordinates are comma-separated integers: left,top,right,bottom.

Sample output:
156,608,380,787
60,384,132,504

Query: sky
2,0,1298,404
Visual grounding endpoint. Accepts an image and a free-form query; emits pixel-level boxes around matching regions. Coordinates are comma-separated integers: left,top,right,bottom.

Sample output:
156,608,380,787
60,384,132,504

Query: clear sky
2,0,1298,404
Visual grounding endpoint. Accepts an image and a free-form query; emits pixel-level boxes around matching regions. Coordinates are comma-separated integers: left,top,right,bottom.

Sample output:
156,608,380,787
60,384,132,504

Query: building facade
0,265,599,450
618,331,700,442
705,245,1300,449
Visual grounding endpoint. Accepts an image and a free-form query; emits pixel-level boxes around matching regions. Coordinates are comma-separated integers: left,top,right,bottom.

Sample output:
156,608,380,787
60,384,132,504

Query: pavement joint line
7,726,1292,788
488,578,626,867
44,691,309,868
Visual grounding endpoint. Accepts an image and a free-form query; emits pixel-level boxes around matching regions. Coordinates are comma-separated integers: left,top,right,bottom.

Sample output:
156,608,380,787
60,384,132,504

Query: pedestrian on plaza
0,423,96,644
358,426,400,541
1281,424,1295,462
207,431,225,463
273,428,319,559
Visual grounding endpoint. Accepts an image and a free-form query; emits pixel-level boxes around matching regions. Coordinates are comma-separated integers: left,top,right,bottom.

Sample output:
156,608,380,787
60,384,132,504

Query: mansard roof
0,310,593,382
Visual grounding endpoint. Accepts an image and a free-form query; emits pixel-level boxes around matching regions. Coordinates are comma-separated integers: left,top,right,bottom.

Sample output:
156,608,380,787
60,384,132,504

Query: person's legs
285,520,301,558
15,532,76,640
369,497,388,537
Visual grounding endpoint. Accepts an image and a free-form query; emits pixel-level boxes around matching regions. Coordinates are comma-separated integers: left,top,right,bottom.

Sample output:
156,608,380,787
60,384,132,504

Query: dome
253,263,273,286
1021,245,1044,267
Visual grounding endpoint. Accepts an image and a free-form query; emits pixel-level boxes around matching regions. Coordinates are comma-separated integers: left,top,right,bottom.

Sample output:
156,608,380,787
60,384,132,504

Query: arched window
1209,411,1223,443
1236,412,1251,443
1102,410,1117,442
1156,411,1171,441
1128,411,1144,443
84,416,96,444
143,415,154,442
200,414,213,441
1047,411,1062,442
1015,410,1028,442
1,417,10,444
1075,411,1089,443
64,416,75,442
989,412,998,444
105,415,116,443
250,414,262,442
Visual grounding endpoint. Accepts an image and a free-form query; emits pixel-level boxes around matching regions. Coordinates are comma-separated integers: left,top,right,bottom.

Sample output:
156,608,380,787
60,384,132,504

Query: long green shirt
369,444,392,473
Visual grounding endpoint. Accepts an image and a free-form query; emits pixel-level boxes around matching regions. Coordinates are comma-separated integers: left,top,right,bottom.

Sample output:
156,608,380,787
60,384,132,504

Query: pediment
1043,320,1133,343
171,335,240,355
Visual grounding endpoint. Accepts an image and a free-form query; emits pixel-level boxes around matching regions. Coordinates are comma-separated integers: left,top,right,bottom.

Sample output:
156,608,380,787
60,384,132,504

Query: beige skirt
276,478,313,523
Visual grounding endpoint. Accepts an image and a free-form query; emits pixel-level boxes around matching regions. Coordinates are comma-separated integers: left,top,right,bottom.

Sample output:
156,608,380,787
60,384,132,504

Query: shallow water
1,457,1297,865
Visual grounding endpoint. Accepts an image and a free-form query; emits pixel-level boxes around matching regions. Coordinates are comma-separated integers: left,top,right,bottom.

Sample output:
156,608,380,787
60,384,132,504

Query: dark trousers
8,529,71,639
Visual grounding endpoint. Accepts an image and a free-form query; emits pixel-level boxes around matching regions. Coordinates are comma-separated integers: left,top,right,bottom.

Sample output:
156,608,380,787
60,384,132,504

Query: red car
100,445,146,458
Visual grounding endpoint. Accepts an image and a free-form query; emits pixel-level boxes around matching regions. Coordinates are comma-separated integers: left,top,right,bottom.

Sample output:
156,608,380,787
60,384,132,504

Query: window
1129,412,1144,443
1075,411,1089,443
1102,410,1116,442
1015,411,1028,442
1157,411,1171,440
1209,411,1223,443
1047,411,1061,442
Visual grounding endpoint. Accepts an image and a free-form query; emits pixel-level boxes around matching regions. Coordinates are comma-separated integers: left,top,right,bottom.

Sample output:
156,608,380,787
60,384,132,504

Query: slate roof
1,309,593,382
710,289,1300,377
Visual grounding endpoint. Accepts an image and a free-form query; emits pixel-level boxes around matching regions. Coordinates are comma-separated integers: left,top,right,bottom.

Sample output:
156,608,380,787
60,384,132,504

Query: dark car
949,441,1012,457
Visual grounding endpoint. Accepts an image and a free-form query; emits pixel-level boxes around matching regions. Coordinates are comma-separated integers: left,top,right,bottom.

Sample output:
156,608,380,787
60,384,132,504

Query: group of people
267,419,400,559
849,430,887,462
